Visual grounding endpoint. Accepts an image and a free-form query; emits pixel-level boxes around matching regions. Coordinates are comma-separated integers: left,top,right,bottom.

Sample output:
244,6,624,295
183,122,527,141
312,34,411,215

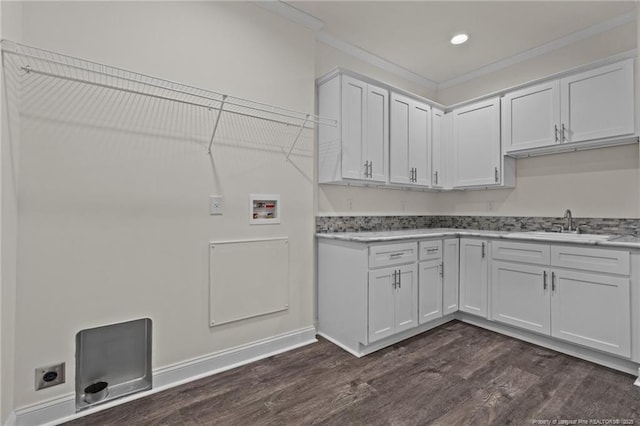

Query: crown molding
315,31,439,90
438,10,637,90
256,1,637,93
254,0,438,90
252,0,324,32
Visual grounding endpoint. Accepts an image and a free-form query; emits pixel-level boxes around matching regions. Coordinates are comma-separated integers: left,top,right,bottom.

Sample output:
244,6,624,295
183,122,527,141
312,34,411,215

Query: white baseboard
14,327,317,426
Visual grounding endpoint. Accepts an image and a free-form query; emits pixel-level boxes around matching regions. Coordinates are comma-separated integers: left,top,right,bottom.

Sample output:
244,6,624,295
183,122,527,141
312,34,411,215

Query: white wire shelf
1,39,336,156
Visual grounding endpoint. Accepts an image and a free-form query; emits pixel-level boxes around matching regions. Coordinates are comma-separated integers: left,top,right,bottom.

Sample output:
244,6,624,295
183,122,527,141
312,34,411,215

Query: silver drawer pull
426,248,439,253
389,253,403,258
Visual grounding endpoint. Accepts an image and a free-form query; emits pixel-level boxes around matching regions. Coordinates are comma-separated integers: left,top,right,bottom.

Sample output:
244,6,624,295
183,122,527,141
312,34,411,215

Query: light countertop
316,228,640,249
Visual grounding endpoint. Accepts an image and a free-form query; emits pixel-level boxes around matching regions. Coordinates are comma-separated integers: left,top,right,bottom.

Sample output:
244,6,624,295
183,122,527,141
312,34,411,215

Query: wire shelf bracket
207,95,227,154
284,114,310,162
1,39,337,156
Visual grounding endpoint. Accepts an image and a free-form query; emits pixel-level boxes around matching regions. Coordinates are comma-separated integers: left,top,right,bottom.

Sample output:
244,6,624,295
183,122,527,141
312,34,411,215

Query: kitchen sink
506,231,614,242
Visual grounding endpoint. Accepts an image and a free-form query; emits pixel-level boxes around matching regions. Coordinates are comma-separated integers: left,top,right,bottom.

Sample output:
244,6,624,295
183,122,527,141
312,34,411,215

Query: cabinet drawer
551,245,629,275
491,241,550,265
419,240,443,261
369,242,417,268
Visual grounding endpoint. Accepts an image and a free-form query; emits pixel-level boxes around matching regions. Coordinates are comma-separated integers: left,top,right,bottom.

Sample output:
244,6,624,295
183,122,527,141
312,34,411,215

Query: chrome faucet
564,209,573,232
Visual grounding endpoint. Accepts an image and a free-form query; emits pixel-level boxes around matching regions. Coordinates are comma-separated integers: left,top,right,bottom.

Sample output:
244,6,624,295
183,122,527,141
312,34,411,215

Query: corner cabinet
503,59,635,156
389,93,431,187
452,98,515,188
431,108,452,189
318,73,389,184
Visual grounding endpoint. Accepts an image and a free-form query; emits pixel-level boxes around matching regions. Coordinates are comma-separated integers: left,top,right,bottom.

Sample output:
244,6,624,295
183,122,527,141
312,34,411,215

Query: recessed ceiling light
450,33,469,45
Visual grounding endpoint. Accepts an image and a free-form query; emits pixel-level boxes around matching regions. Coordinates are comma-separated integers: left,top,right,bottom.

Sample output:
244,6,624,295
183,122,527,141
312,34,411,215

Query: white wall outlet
210,195,223,215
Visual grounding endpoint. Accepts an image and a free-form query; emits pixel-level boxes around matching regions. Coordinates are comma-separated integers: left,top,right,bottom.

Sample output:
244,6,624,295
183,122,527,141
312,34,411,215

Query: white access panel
209,238,289,327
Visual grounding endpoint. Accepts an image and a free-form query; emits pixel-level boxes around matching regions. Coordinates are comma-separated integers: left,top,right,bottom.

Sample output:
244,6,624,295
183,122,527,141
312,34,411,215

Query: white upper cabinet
390,93,431,187
431,108,451,189
452,97,503,188
318,73,389,184
502,80,561,152
503,59,635,155
561,59,634,143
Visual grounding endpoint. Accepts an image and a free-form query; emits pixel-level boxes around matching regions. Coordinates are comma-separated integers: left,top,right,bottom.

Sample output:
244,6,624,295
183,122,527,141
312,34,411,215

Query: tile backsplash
316,215,640,236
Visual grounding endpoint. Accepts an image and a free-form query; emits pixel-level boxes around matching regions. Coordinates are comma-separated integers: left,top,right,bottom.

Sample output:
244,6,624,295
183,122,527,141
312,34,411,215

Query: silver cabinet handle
364,161,369,178
413,168,416,182
369,161,373,178
390,253,403,258
494,167,499,183
440,262,444,278
551,271,556,292
561,124,566,142
398,269,401,289
434,171,438,185
543,270,547,290
392,270,397,289
554,125,559,143
481,242,486,259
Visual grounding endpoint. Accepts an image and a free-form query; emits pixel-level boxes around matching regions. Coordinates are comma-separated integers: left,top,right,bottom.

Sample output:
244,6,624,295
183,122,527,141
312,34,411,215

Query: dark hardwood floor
64,321,640,425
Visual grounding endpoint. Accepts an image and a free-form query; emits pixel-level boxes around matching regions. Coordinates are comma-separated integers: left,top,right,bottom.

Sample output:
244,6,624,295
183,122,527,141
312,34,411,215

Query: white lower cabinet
459,238,488,317
319,235,635,365
368,264,418,343
551,269,630,358
317,237,454,356
491,261,551,334
490,241,632,358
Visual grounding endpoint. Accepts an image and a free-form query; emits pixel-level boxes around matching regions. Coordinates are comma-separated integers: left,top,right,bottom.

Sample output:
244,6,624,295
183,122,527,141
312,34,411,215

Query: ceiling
277,1,637,89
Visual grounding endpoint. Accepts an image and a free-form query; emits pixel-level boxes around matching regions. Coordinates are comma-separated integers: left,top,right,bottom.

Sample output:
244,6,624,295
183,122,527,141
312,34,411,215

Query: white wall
317,21,639,218
10,1,317,410
1,1,23,422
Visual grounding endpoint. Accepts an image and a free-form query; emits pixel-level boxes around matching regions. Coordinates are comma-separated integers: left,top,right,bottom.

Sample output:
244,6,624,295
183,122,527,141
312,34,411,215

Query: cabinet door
452,97,501,187
561,59,635,143
459,239,488,317
502,80,560,152
390,94,430,187
409,101,431,186
431,108,447,188
442,238,459,315
389,93,412,185
491,262,551,335
418,260,442,324
551,269,631,357
395,264,418,333
368,267,397,343
341,75,366,180
365,83,389,183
